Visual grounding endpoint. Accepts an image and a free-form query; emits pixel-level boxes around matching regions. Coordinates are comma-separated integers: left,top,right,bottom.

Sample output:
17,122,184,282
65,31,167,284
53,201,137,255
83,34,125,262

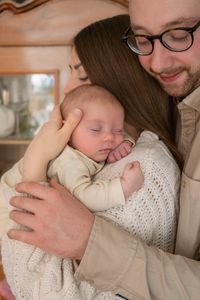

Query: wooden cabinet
0,0,128,175
0,45,69,174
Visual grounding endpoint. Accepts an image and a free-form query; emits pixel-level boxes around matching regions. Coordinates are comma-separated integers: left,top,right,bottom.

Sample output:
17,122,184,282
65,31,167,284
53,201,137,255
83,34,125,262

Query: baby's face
70,100,124,162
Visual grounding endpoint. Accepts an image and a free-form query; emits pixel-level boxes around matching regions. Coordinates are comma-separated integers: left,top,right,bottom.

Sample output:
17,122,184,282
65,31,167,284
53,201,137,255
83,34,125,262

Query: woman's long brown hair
74,14,183,169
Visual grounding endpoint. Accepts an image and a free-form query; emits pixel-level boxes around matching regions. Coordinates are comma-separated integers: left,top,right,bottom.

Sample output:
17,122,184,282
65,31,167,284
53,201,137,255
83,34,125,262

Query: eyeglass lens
130,29,193,55
163,30,192,50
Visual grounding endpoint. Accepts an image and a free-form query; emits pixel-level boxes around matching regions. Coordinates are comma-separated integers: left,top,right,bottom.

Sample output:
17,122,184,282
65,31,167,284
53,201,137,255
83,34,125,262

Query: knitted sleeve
0,160,23,238
97,146,179,252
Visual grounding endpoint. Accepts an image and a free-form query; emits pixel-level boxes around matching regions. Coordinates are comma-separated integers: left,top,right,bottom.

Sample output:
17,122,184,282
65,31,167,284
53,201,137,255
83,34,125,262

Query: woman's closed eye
77,65,89,82
68,63,89,82
78,75,89,82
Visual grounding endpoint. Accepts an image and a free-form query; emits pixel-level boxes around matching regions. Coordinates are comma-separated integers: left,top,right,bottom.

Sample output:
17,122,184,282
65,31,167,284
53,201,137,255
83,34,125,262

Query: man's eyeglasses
122,20,200,56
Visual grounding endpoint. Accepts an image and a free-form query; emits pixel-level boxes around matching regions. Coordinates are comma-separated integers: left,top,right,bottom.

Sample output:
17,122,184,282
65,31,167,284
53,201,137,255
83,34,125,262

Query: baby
22,84,144,212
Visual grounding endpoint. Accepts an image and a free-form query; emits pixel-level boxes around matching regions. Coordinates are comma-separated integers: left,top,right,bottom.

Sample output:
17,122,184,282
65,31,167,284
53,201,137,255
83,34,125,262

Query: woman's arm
22,106,82,182
0,106,82,237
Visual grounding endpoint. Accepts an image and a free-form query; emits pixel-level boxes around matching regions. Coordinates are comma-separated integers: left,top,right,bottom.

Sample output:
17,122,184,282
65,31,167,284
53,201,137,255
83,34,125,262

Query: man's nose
149,40,174,74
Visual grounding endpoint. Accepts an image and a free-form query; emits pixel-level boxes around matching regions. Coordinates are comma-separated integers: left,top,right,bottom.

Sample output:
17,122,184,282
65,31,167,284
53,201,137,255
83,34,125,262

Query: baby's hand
120,161,144,198
107,140,133,163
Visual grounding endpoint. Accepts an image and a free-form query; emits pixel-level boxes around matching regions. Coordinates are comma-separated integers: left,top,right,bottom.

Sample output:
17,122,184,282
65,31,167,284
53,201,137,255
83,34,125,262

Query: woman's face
64,47,91,95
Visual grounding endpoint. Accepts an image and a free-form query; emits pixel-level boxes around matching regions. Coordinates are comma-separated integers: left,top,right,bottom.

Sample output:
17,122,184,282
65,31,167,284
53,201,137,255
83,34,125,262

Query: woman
1,15,181,299
72,15,182,168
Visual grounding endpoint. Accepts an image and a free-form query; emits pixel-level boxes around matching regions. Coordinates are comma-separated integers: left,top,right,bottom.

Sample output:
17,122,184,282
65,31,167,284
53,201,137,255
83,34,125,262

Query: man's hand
107,140,133,163
8,179,94,260
23,106,82,181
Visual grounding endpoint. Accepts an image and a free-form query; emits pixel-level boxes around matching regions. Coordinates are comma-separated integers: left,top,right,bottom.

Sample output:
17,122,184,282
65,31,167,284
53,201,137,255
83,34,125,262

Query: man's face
129,0,200,97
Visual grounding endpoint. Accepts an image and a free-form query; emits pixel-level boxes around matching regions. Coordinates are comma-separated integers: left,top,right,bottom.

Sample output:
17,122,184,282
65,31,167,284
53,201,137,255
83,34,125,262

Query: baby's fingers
124,161,140,171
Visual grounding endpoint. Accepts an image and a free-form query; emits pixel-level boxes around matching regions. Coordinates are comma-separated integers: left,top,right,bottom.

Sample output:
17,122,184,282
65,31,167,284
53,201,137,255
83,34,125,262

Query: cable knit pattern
1,131,180,299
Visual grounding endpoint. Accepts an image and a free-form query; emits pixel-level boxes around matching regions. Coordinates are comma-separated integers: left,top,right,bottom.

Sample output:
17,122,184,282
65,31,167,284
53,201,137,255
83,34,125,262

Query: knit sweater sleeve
96,131,180,252
0,160,23,238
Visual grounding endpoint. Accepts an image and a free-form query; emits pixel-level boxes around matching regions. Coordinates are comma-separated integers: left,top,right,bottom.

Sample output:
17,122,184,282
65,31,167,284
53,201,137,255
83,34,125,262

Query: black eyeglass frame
122,20,200,56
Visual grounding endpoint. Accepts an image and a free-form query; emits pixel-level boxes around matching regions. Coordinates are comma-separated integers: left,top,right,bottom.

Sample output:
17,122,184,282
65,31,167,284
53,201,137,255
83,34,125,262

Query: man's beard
153,67,200,98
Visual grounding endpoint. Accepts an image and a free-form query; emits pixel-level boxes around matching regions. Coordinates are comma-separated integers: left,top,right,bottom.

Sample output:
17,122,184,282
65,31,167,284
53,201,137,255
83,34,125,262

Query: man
6,0,200,299
128,0,200,262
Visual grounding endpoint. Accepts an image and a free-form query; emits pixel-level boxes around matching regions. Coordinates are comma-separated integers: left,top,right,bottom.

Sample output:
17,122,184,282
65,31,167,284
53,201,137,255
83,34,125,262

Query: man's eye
136,36,150,46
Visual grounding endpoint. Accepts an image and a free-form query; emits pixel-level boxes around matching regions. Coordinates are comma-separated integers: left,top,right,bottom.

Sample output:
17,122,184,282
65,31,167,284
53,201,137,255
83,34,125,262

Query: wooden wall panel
0,46,71,101
0,0,128,46
0,0,128,175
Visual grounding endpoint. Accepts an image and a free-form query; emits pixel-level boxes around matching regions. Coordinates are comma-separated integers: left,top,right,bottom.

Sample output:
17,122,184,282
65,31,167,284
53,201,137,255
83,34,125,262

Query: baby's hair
60,84,124,120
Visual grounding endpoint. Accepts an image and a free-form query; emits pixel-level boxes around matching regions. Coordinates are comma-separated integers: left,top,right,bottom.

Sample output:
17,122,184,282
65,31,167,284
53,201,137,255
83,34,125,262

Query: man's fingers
15,181,56,201
8,228,36,246
9,210,35,230
10,195,42,213
61,108,82,137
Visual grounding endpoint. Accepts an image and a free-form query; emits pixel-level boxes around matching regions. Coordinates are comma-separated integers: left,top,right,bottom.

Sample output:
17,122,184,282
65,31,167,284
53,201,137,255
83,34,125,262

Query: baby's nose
103,132,114,142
